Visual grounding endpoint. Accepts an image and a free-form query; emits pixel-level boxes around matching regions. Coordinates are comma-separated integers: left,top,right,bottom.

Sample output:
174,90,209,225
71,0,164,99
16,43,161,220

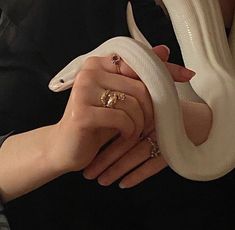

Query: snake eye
59,79,65,83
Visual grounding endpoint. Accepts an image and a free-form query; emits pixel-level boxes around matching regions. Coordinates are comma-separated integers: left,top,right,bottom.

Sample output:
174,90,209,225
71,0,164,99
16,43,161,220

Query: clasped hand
50,45,210,189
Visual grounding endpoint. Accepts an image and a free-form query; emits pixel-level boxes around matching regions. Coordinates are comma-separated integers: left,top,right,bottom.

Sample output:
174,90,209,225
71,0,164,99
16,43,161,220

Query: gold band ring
111,54,121,74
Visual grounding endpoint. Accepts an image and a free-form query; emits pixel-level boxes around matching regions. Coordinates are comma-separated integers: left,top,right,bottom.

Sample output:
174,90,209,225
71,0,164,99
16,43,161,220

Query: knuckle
84,56,100,68
74,70,95,88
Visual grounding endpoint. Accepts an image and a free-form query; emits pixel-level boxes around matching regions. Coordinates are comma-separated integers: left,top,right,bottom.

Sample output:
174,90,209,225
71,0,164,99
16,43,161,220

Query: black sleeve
0,0,182,137
0,131,14,146
0,200,10,230
0,9,70,136
131,0,184,66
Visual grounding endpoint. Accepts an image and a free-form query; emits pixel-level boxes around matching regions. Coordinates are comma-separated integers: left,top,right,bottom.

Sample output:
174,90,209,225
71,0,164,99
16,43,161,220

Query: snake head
48,55,83,92
48,71,76,92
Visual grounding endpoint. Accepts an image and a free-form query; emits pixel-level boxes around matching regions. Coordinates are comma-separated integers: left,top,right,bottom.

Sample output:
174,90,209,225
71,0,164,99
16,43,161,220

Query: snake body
49,0,235,181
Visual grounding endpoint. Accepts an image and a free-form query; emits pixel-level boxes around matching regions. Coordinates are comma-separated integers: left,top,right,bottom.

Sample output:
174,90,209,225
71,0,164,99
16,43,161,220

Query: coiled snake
48,0,235,181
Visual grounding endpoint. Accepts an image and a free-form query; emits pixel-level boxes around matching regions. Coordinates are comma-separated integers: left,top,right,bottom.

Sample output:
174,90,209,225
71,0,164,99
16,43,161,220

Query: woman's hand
0,45,196,202
83,100,212,189
84,130,168,189
49,60,147,172
83,47,212,189
49,45,195,173
0,50,153,201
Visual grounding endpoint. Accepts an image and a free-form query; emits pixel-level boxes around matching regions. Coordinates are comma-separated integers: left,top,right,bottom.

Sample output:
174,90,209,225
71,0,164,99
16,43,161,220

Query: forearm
181,100,213,146
0,125,64,203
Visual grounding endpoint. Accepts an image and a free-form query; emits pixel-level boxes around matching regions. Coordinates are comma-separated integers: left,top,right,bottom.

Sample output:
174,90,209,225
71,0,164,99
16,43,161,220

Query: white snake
49,0,235,181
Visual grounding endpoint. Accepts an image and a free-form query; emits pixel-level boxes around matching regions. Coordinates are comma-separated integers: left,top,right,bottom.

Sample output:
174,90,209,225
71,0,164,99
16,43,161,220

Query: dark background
0,1,235,230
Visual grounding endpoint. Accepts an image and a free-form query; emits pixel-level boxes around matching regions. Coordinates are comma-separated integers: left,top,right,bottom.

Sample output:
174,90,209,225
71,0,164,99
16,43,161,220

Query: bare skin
83,56,212,188
84,0,235,188
0,0,233,201
0,46,196,202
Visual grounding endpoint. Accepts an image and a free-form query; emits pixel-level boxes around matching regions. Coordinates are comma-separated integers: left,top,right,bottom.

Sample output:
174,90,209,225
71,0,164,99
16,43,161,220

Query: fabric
0,132,14,147
0,198,10,230
0,0,235,229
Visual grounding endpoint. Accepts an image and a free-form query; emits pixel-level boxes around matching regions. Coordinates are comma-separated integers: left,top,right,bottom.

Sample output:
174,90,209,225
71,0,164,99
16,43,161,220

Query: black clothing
0,0,235,229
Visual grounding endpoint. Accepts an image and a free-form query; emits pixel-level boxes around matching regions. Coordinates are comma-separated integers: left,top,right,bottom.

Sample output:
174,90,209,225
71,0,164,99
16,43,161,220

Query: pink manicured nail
183,68,196,79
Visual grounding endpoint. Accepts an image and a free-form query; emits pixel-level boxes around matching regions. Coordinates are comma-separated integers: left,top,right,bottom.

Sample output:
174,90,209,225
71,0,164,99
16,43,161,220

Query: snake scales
48,0,235,181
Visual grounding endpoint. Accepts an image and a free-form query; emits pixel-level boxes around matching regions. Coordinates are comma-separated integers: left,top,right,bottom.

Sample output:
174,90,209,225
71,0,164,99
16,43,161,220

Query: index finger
83,45,195,82
85,45,169,79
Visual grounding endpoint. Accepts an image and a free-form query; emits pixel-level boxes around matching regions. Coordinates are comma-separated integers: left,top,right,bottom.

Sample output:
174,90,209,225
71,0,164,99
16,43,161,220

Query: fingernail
98,177,109,186
183,69,196,79
83,172,94,180
119,183,126,189
99,181,108,186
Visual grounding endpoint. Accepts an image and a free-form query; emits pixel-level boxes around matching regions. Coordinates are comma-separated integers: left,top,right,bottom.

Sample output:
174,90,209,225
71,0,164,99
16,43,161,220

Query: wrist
45,121,84,174
0,125,66,202
40,123,71,175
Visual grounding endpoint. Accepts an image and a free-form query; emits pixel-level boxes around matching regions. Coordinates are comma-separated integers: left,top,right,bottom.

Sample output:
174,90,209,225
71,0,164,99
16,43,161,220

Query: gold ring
145,137,161,158
111,54,121,74
100,89,126,108
100,89,111,107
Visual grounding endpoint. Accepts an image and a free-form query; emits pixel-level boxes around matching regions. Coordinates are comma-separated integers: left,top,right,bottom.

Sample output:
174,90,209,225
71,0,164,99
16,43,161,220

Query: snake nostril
59,79,65,84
